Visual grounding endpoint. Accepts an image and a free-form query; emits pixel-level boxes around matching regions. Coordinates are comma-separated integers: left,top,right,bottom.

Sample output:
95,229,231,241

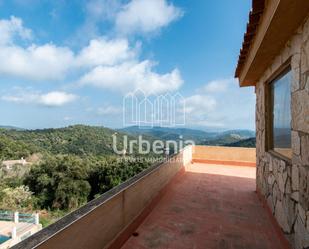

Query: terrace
0,212,41,249
11,146,291,249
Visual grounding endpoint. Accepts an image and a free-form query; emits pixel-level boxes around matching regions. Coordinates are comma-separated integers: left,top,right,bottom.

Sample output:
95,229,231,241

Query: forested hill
0,125,24,130
0,125,156,216
0,125,255,215
121,126,255,147
0,125,256,161
120,126,217,143
225,137,256,148
0,125,143,160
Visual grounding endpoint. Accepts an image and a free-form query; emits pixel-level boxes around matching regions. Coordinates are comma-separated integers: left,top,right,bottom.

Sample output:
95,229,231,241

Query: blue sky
0,0,255,130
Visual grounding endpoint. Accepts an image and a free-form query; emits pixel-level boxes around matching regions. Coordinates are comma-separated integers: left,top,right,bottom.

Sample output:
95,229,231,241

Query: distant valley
120,126,256,147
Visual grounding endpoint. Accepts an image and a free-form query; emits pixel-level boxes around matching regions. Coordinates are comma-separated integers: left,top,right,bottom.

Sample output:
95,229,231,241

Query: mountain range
0,125,256,161
120,126,255,146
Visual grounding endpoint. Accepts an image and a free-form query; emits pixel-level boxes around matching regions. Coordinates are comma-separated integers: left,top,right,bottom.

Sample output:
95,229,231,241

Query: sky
0,0,255,131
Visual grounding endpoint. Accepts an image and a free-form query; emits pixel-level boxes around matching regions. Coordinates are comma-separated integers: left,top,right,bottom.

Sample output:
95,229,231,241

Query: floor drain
132,232,139,237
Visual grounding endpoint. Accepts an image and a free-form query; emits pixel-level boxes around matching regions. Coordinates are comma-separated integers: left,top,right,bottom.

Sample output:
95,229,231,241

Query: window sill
268,150,292,165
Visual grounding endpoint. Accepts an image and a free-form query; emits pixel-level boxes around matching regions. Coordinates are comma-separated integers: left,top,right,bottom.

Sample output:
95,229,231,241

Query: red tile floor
121,163,289,249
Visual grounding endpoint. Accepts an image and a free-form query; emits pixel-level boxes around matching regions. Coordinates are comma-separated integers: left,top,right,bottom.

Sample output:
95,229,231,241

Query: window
268,68,292,159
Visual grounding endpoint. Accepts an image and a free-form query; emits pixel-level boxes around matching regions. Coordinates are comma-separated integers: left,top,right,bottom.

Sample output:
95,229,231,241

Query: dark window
269,69,292,159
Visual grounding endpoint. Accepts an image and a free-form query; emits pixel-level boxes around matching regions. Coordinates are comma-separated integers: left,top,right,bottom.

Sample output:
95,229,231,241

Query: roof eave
236,0,309,87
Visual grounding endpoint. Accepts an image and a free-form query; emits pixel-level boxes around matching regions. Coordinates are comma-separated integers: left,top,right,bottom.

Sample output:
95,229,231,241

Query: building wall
256,16,309,249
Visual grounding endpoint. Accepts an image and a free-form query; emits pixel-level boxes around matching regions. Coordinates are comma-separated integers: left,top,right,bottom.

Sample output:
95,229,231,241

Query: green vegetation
225,137,256,148
121,126,217,144
0,125,142,158
0,134,38,160
0,155,152,226
24,155,91,210
0,125,156,226
0,124,255,227
121,126,255,145
88,157,151,199
39,210,68,228
0,185,34,211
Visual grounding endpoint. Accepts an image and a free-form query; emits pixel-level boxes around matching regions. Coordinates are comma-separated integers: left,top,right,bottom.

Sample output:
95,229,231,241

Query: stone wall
256,16,309,249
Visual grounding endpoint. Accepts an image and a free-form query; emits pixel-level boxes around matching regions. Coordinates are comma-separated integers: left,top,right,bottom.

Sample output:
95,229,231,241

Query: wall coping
11,154,181,249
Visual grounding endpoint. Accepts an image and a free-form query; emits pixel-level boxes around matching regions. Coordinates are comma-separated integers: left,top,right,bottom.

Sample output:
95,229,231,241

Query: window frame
265,62,292,163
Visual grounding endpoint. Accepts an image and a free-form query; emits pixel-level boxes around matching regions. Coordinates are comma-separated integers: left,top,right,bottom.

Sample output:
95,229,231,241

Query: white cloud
39,92,77,107
80,0,183,38
79,60,183,94
76,38,136,67
69,0,122,45
1,91,78,107
115,0,183,35
0,44,74,81
0,16,74,80
183,77,256,129
86,0,121,21
97,105,122,115
0,37,134,80
182,94,223,128
202,78,236,93
72,0,183,46
190,120,224,128
0,16,32,45
0,16,183,95
64,116,73,121
184,94,216,114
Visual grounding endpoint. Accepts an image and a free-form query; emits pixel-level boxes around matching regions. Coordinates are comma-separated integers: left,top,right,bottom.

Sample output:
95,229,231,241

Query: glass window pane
271,70,292,159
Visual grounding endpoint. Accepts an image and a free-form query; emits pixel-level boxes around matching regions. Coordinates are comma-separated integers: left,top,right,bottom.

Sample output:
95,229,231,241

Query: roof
1,159,28,167
235,0,309,87
234,0,265,80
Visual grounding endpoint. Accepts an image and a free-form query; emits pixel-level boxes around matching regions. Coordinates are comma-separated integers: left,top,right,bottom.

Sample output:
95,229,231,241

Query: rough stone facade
256,16,309,249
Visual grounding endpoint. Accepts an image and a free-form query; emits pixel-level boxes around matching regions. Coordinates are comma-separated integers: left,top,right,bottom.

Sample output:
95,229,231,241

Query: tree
88,157,150,199
25,155,90,210
0,185,34,211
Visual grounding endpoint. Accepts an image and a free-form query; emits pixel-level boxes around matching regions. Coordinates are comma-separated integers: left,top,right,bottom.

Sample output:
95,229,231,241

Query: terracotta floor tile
121,163,289,249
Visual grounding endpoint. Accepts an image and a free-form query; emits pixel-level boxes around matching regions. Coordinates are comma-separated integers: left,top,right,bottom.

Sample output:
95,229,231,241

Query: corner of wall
255,15,309,249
